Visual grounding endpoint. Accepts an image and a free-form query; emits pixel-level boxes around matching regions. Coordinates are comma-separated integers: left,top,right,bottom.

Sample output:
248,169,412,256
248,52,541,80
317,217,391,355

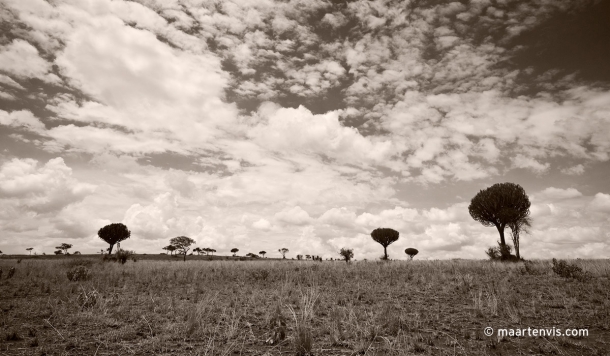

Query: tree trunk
183,252,186,262
383,246,388,260
108,244,115,255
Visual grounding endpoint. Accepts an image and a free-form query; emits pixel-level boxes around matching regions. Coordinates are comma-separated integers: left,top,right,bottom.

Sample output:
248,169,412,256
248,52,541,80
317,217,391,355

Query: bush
485,242,519,262
551,258,592,282
66,266,91,281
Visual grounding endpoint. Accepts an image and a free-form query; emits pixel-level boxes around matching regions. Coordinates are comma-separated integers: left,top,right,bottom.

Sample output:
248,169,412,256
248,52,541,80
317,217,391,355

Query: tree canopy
405,248,419,260
371,228,399,260
339,248,354,263
468,182,530,257
170,236,195,261
278,248,289,259
98,223,131,255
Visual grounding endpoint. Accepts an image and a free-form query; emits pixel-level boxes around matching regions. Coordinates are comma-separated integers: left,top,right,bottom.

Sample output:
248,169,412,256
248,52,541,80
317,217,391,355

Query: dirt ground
1,256,609,355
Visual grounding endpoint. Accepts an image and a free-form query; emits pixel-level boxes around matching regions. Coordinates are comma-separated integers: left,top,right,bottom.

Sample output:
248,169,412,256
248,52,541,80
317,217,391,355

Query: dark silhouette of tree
297,254,303,260
170,236,195,261
508,216,531,260
193,247,202,255
370,228,399,260
305,254,311,260
278,248,289,259
208,248,216,255
231,248,239,257
339,248,354,263
26,248,33,255
405,248,419,260
56,243,72,255
246,253,259,258
468,182,530,258
98,223,131,255
54,250,63,255
259,251,266,258
73,251,81,255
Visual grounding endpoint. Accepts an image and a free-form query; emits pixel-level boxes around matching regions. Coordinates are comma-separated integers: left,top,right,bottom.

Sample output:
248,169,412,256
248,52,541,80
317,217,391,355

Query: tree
98,223,131,255
371,228,399,260
231,248,239,257
468,183,530,258
170,236,196,262
56,243,72,255
508,216,531,260
259,251,266,258
246,253,259,258
405,248,419,260
297,254,303,260
278,248,289,259
339,248,354,263
54,250,63,255
305,254,311,260
208,248,216,256
193,247,202,255
26,248,33,255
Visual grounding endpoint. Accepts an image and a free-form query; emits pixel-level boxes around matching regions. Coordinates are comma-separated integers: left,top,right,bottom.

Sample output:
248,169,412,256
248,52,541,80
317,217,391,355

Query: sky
0,0,609,260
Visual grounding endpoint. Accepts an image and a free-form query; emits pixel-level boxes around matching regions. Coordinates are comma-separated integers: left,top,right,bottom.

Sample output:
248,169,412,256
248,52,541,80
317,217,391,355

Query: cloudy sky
0,0,609,259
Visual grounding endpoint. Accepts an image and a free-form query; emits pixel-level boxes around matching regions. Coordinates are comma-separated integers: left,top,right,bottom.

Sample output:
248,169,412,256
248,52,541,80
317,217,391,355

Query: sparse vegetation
0,257,607,355
231,248,239,257
279,247,289,259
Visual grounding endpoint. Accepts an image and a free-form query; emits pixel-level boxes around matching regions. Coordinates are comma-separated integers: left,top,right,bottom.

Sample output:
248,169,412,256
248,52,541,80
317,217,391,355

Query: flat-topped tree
231,248,239,257
278,248,289,259
371,228,399,260
26,248,33,255
98,223,131,255
259,251,266,258
56,243,72,255
405,248,419,260
170,236,195,262
468,182,530,259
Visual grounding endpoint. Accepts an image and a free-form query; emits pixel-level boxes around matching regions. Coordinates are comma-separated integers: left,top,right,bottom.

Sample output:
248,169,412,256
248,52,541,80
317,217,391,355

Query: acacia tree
468,183,530,259
259,251,266,258
56,243,72,255
278,248,289,259
339,248,354,263
405,248,419,260
170,236,195,262
26,248,33,255
371,228,399,260
508,216,531,260
193,247,202,255
231,248,239,257
98,223,131,255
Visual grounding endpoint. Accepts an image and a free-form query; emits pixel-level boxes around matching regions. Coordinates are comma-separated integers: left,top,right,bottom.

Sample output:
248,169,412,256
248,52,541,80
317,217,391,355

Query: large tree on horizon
98,223,131,255
371,228,399,260
170,236,195,262
468,182,531,258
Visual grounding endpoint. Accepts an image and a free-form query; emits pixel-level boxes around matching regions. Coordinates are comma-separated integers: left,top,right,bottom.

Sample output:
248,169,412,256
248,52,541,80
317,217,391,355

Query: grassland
1,256,609,355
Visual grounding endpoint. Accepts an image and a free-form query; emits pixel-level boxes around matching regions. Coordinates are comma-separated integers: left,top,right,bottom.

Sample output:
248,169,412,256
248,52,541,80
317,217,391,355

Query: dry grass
0,257,609,355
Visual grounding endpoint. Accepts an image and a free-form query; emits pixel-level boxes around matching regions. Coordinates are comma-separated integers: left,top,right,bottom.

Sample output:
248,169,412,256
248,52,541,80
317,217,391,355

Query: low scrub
66,266,91,282
551,258,592,282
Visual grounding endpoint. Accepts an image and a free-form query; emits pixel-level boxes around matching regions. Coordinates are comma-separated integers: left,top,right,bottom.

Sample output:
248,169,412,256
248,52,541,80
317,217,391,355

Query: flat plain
1,256,609,355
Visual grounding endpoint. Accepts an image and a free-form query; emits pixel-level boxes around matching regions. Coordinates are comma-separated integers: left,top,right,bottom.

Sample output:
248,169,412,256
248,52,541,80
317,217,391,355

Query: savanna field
1,256,609,356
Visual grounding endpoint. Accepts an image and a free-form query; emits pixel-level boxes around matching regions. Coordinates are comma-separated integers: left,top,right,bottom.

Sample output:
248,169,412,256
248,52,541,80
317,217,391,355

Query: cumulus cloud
274,206,312,226
0,157,95,214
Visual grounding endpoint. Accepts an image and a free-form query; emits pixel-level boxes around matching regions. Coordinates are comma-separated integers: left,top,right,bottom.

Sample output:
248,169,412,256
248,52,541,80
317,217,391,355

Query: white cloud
252,218,272,230
0,39,60,83
275,206,312,226
0,157,95,214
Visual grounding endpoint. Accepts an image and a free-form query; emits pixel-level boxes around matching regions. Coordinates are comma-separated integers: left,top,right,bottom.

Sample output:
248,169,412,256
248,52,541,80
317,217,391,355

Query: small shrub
77,288,100,309
551,258,593,282
66,266,91,282
250,269,270,282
